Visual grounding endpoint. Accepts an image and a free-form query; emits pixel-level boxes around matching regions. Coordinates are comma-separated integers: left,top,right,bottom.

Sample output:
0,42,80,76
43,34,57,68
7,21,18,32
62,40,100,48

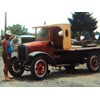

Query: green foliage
68,12,98,39
7,24,28,35
94,31,100,35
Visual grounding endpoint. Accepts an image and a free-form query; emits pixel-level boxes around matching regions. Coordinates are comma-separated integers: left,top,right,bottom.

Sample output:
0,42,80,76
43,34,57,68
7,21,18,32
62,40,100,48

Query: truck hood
24,41,53,53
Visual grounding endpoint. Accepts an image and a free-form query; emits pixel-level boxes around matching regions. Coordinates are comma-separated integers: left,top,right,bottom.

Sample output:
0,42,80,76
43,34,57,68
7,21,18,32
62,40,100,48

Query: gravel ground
0,57,100,87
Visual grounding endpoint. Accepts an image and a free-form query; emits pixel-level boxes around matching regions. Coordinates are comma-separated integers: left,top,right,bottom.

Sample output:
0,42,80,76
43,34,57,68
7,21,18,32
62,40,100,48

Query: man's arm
3,41,10,59
9,35,15,40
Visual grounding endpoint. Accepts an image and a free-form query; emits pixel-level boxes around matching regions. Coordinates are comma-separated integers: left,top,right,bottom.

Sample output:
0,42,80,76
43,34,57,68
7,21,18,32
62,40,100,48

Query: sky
0,0,100,34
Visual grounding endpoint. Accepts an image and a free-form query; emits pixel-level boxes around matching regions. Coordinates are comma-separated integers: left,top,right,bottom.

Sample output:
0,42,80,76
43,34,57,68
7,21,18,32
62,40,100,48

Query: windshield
36,28,50,40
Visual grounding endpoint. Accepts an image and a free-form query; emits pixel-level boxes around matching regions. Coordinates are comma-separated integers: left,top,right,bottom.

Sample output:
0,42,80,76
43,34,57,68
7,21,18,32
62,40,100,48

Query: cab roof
32,23,70,29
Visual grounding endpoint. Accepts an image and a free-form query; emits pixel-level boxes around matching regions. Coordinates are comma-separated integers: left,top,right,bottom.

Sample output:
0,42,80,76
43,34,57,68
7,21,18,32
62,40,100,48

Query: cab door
52,27,63,64
53,27,63,49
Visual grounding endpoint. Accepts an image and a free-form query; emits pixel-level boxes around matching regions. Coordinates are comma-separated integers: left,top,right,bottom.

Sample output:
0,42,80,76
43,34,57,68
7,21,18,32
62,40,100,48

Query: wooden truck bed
54,45,100,65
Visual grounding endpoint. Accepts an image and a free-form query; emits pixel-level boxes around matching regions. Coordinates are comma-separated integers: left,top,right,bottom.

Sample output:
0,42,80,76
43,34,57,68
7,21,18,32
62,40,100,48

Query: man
2,30,15,81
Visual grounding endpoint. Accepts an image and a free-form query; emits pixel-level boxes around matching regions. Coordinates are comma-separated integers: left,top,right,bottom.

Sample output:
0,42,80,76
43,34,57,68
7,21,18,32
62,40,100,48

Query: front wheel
31,57,48,80
9,60,24,77
87,54,100,72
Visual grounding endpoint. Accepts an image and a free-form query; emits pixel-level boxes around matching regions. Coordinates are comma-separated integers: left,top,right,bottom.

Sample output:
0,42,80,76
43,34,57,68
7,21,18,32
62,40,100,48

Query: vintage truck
9,23,100,80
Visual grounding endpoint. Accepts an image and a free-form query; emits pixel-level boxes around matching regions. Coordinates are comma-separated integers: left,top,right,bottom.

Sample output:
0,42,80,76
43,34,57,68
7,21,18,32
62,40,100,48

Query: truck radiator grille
18,45,28,61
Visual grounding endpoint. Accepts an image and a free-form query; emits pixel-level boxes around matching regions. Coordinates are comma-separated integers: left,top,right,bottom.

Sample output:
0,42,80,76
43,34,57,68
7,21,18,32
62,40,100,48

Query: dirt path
0,57,100,87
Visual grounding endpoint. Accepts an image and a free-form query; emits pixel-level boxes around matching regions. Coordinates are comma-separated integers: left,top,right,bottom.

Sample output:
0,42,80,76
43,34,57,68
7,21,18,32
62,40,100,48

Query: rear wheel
9,60,24,77
31,57,48,80
87,54,100,72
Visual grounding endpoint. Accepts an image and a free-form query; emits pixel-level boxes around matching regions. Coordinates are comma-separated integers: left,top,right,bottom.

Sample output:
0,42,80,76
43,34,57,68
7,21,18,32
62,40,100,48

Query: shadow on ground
13,68,96,82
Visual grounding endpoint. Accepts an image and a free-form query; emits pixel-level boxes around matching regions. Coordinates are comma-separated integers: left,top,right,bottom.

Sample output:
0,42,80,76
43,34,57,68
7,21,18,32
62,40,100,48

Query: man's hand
7,56,11,60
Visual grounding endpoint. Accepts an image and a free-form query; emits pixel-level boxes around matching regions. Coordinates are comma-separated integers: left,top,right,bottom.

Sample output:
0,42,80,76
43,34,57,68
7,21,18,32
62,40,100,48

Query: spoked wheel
9,60,24,77
87,54,100,72
31,57,48,80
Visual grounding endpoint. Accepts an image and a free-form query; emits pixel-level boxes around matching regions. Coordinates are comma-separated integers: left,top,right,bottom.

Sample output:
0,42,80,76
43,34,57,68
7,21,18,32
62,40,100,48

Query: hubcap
90,56,100,70
34,60,47,77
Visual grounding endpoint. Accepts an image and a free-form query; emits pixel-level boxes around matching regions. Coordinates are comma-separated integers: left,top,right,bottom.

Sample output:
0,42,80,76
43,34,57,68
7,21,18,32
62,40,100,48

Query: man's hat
6,30,12,35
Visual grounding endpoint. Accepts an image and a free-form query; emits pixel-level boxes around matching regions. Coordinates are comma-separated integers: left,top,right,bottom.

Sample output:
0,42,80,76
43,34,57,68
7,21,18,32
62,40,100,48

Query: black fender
28,51,56,66
11,56,18,63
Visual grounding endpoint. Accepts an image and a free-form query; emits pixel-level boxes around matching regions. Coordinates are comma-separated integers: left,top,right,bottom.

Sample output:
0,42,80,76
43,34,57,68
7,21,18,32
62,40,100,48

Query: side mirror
58,31,63,36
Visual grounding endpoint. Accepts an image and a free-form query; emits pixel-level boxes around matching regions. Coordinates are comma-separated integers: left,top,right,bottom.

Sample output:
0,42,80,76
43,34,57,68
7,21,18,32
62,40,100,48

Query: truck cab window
36,28,49,39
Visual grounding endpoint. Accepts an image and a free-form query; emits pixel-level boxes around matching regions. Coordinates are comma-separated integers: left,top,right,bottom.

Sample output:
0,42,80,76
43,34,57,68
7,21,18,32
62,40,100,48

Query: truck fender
28,51,56,66
11,56,18,63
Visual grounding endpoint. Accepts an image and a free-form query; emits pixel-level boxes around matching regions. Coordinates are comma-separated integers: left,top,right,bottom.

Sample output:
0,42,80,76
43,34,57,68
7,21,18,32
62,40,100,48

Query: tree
68,12,98,39
7,24,28,35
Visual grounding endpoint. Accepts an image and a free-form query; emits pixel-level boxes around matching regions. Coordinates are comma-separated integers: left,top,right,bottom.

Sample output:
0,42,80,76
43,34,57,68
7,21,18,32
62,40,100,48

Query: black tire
9,60,24,77
87,54,100,72
31,57,48,80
